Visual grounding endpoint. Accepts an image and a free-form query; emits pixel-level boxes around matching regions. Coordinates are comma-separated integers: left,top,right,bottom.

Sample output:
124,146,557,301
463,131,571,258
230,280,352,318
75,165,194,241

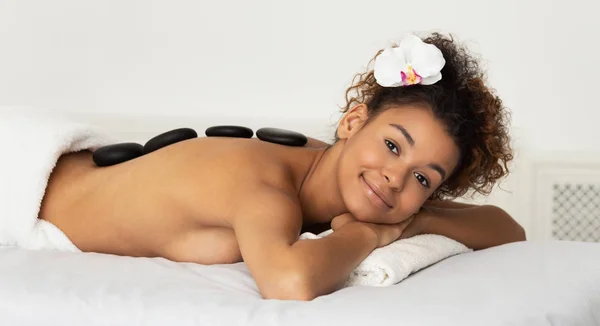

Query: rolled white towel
0,107,114,251
300,230,472,287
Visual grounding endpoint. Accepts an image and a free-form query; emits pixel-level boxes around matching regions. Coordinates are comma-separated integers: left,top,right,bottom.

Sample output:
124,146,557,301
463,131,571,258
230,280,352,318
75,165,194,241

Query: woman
39,33,525,300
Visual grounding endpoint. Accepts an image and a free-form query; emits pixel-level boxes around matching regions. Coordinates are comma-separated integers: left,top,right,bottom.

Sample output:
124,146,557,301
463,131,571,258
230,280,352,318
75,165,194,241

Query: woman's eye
384,140,399,155
414,172,430,188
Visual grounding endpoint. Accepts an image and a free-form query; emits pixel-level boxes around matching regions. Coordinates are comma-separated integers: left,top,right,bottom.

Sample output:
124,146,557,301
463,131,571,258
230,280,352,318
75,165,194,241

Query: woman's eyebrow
389,124,447,180
389,124,415,146
428,163,446,180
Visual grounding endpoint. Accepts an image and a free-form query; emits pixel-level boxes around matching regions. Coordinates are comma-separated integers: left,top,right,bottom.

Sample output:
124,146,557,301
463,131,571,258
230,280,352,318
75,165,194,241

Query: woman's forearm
414,204,526,250
289,222,377,299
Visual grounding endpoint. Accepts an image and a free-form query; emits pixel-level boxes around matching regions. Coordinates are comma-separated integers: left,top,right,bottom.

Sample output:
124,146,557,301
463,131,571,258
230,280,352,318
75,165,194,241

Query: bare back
39,137,324,264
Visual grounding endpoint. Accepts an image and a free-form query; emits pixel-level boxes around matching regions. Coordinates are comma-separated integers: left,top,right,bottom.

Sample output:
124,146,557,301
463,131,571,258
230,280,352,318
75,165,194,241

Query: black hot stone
143,128,198,154
256,128,308,147
93,143,144,167
205,125,254,138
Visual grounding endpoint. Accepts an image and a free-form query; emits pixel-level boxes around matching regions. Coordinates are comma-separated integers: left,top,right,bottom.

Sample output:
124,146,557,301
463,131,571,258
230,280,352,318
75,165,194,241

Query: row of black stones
92,126,308,167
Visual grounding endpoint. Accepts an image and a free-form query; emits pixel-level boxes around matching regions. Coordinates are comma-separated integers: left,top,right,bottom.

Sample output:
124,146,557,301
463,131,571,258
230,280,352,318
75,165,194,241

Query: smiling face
336,104,461,224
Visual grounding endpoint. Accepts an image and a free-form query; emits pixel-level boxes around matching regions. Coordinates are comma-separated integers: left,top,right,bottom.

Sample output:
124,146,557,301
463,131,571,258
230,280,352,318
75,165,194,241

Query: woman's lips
361,175,392,209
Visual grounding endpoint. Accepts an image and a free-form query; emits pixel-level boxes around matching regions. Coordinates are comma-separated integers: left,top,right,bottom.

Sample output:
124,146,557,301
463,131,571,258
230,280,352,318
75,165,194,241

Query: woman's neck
298,141,348,225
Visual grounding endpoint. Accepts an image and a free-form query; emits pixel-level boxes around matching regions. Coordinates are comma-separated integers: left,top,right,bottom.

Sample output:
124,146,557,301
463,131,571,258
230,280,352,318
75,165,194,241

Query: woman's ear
337,104,369,140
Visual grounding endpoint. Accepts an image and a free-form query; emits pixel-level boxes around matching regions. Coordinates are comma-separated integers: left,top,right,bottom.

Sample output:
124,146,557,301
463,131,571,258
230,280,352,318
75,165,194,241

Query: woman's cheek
361,142,387,166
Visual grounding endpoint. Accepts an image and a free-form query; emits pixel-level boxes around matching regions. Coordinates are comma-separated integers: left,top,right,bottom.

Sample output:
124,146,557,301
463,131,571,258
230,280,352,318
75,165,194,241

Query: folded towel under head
0,108,113,251
300,230,472,287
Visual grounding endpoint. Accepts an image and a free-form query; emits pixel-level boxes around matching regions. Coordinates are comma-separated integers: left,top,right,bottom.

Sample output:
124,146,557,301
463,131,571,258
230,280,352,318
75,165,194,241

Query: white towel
300,230,472,287
0,107,114,251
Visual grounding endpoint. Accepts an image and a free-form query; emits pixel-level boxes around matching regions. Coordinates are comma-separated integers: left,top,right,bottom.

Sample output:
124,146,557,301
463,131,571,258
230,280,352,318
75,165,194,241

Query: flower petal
420,73,442,85
397,34,424,63
391,47,408,72
409,42,445,78
374,48,406,87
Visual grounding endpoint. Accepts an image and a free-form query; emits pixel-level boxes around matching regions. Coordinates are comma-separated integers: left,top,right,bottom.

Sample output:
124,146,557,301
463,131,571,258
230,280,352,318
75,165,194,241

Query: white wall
2,0,600,236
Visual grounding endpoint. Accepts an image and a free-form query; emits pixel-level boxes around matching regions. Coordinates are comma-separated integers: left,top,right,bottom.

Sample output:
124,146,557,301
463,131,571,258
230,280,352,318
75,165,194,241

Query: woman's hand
398,207,431,239
331,213,415,248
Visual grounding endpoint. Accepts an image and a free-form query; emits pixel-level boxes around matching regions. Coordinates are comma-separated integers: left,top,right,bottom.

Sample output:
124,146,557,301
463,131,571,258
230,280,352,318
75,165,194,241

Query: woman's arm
234,186,411,301
401,200,526,250
234,186,378,301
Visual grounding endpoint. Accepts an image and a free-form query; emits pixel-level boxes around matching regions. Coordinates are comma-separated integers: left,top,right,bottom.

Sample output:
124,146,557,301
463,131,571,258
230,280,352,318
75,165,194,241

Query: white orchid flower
374,34,446,87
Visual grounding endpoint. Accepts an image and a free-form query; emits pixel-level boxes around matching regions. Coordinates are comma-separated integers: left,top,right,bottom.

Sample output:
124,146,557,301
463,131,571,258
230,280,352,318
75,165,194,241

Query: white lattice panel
551,183,600,241
533,162,600,242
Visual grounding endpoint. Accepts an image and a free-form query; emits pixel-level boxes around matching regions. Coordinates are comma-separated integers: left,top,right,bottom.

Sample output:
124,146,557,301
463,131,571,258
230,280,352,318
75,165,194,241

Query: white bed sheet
1,240,599,326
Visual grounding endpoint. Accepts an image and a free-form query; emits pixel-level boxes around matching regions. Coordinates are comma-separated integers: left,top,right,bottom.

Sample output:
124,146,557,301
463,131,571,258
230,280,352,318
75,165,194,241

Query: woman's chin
344,196,386,223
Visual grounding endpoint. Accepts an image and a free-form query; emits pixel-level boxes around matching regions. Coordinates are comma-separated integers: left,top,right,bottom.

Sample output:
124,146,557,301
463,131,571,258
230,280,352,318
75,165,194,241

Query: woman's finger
331,213,356,230
388,217,415,243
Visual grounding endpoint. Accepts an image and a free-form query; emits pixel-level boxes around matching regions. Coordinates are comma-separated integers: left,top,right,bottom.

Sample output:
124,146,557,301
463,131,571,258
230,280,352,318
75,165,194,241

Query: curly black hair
340,32,513,199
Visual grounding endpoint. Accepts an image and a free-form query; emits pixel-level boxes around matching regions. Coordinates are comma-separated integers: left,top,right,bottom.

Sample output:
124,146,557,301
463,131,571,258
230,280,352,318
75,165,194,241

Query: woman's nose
383,165,408,192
